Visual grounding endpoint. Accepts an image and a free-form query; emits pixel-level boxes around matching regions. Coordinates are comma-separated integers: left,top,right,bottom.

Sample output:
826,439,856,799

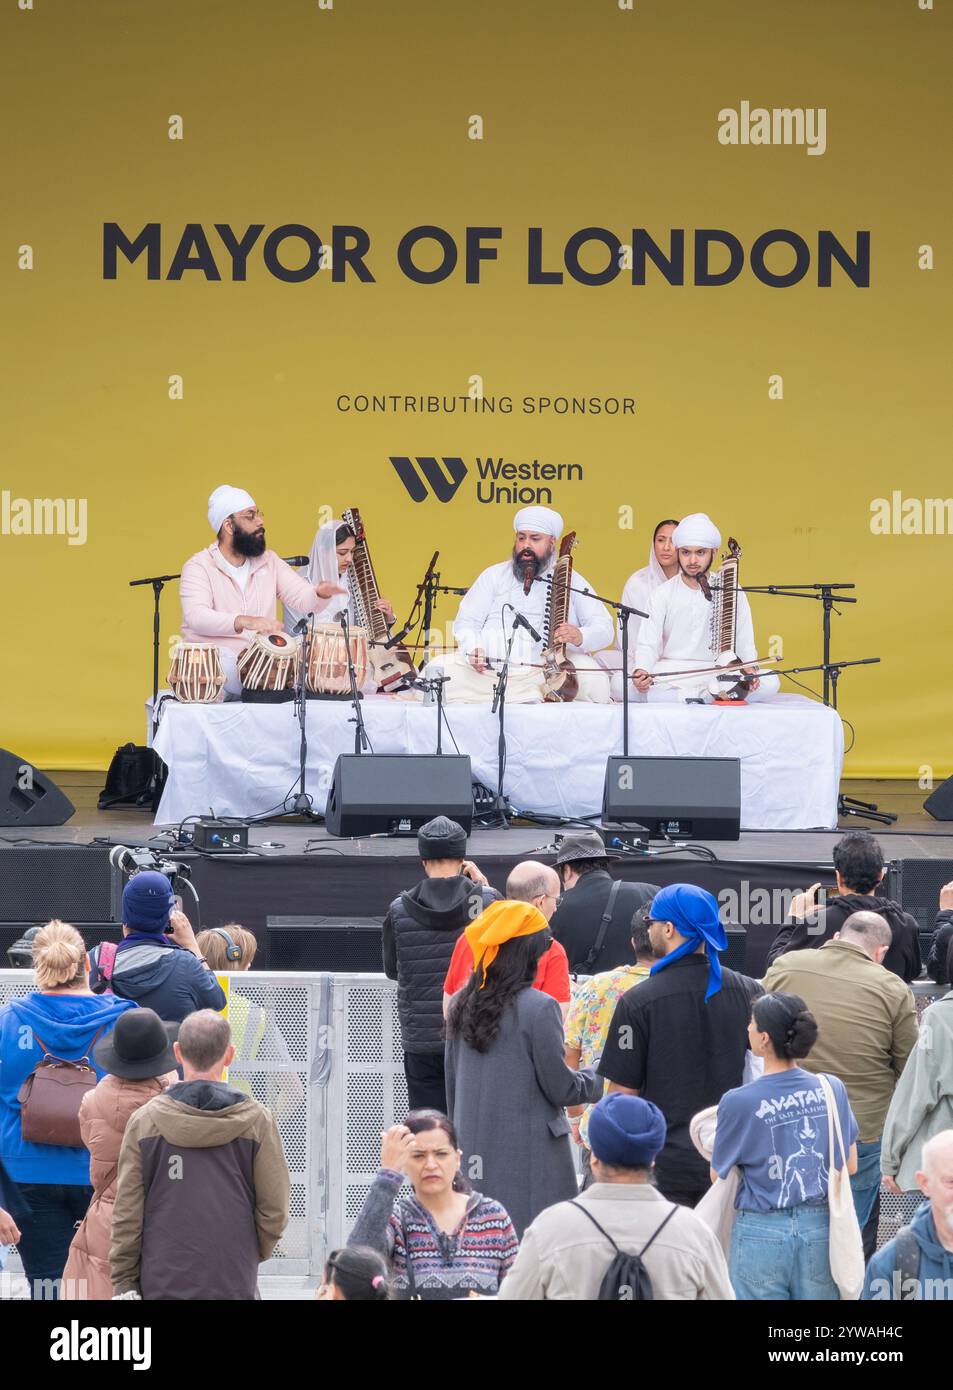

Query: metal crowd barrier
0,970,947,1277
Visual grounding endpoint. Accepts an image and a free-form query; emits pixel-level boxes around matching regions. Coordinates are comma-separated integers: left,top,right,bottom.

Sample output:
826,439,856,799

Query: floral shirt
565,964,651,1146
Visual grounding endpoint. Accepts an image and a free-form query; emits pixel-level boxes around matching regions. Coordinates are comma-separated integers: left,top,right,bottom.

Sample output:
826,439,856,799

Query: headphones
210,927,243,963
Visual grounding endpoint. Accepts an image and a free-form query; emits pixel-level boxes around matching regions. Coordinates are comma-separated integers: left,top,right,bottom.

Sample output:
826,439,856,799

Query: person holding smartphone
88,872,226,1023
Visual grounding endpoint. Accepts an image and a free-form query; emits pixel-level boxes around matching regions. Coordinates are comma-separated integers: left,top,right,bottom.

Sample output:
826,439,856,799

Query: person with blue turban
646,883,728,1000
597,882,763,1208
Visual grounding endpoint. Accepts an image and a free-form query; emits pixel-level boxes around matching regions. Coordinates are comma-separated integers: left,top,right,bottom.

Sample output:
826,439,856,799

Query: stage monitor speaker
924,777,953,821
325,754,473,837
266,916,383,971
0,750,75,827
603,755,741,841
0,921,120,967
885,858,953,933
0,846,122,923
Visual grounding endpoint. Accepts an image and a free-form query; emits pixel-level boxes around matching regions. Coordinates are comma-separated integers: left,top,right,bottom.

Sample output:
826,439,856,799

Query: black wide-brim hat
94,1008,180,1080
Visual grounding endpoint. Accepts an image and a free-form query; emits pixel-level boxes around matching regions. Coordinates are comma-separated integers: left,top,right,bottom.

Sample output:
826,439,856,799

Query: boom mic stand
289,614,320,818
340,610,371,755
129,569,181,808
488,617,522,828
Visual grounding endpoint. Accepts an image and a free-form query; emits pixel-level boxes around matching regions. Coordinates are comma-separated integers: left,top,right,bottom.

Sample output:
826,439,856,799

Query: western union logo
389,456,468,503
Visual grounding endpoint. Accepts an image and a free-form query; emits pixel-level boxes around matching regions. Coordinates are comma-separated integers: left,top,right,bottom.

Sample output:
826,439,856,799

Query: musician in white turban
632,512,780,703
437,506,613,703
605,517,679,701
179,485,338,697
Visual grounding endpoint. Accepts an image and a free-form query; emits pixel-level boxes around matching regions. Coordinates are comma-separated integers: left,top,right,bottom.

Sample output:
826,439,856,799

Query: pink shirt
179,544,322,655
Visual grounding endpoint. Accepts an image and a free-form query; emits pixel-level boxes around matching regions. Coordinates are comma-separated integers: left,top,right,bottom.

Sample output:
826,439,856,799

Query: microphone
512,611,543,643
292,616,311,636
282,555,310,568
521,557,535,596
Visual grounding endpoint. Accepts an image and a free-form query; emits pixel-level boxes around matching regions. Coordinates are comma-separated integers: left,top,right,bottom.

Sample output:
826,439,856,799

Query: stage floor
14,771,953,864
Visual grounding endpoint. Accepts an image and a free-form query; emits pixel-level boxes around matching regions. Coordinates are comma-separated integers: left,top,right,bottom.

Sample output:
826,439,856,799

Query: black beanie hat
417,816,468,861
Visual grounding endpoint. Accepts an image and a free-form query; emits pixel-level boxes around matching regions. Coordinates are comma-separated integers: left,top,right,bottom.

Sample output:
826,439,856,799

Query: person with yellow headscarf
445,900,602,1238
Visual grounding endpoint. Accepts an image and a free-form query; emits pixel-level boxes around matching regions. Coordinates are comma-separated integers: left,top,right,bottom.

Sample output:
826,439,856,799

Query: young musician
438,507,612,703
607,518,679,700
632,512,780,703
283,518,395,633
179,485,335,697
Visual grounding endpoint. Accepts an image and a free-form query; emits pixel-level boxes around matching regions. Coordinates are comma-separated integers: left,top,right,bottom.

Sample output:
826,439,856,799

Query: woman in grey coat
445,900,602,1237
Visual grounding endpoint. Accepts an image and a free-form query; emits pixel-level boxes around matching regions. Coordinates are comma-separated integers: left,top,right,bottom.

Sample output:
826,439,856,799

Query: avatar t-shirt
712,1067,859,1212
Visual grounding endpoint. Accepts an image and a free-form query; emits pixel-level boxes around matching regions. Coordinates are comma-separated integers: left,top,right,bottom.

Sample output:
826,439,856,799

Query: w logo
389,455,468,503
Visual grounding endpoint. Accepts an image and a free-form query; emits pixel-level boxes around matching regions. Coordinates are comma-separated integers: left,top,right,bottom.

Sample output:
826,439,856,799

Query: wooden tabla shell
237,631,301,691
306,623,369,694
168,644,226,704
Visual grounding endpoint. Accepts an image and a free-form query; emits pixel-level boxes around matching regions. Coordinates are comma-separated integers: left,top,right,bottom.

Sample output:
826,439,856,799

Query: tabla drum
306,623,369,695
237,631,301,692
167,644,226,704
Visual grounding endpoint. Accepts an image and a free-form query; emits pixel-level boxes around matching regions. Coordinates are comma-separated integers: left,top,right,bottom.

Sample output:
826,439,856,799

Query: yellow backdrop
1,0,950,780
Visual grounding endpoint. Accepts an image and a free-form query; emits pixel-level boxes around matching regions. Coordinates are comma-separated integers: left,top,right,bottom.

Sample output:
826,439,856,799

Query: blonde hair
33,920,88,991
195,923,258,971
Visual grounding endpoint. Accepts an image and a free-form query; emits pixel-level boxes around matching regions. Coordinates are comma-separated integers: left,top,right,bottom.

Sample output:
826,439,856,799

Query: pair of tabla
167,624,370,702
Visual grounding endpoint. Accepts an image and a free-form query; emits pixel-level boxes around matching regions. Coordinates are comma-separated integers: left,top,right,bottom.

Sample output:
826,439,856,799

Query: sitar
701,536,753,702
541,531,579,702
342,507,418,693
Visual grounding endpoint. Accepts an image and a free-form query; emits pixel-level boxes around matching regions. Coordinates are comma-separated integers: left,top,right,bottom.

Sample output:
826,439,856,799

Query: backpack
17,1027,108,1147
97,743,165,810
569,1199,679,1300
89,941,119,996
893,1225,921,1300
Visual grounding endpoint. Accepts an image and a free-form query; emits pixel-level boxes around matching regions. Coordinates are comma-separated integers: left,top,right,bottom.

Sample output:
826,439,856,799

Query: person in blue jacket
0,920,137,1299
88,871,226,1022
862,1130,953,1300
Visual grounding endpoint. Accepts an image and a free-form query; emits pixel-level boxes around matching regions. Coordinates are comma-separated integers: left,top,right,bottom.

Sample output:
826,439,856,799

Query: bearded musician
436,506,613,703
632,512,780,703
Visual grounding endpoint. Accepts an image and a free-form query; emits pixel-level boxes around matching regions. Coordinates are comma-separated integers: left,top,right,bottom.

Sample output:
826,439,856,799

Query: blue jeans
730,1204,840,1301
15,1182,93,1300
849,1140,882,1230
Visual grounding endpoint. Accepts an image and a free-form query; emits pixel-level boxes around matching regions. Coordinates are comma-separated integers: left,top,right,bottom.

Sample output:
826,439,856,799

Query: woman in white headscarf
282,519,396,635
606,519,679,700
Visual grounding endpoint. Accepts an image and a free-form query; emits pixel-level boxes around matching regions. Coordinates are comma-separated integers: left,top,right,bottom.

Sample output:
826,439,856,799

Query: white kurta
634,573,779,702
453,559,613,666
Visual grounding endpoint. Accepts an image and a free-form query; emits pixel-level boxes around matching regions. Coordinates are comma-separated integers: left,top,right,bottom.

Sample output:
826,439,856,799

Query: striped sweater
349,1168,519,1300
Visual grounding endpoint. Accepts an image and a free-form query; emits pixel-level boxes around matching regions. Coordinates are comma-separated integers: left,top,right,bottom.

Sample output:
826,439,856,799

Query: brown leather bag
17,1028,107,1148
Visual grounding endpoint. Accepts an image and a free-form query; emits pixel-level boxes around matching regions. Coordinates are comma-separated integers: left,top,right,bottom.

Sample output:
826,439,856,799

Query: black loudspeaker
602,755,741,841
924,777,953,821
0,921,120,966
0,846,122,923
266,916,384,971
325,754,473,837
885,858,953,933
0,750,75,827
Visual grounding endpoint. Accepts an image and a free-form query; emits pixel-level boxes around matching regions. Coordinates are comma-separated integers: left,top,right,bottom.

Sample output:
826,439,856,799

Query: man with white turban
179,485,342,697
436,507,613,703
632,512,780,703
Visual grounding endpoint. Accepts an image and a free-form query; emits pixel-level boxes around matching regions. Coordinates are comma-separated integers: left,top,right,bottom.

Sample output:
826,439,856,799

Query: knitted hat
587,1094,667,1168
121,871,175,933
417,816,467,861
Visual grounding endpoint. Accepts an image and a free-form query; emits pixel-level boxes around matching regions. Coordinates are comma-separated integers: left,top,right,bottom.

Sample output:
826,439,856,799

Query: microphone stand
290,615,319,818
129,570,181,808
340,611,371,755
739,583,856,709
488,616,521,828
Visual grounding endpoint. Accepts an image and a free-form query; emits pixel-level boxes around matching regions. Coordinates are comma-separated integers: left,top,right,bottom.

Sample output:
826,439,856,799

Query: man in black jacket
925,880,953,984
765,831,921,983
382,817,499,1112
549,830,655,975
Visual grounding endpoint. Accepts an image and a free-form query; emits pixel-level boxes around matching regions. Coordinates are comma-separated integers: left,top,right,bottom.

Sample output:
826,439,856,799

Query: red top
443,933,571,1003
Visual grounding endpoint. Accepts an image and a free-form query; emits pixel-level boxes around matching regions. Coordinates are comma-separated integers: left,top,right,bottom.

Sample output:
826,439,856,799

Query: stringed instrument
701,536,752,702
342,507,418,693
541,531,579,702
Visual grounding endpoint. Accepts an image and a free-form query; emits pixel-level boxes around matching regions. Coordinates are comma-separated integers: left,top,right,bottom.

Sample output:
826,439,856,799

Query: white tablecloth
151,693,843,830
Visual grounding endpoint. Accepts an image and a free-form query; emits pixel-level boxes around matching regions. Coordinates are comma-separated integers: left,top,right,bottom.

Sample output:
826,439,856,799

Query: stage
2,771,949,980
150,692,844,831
